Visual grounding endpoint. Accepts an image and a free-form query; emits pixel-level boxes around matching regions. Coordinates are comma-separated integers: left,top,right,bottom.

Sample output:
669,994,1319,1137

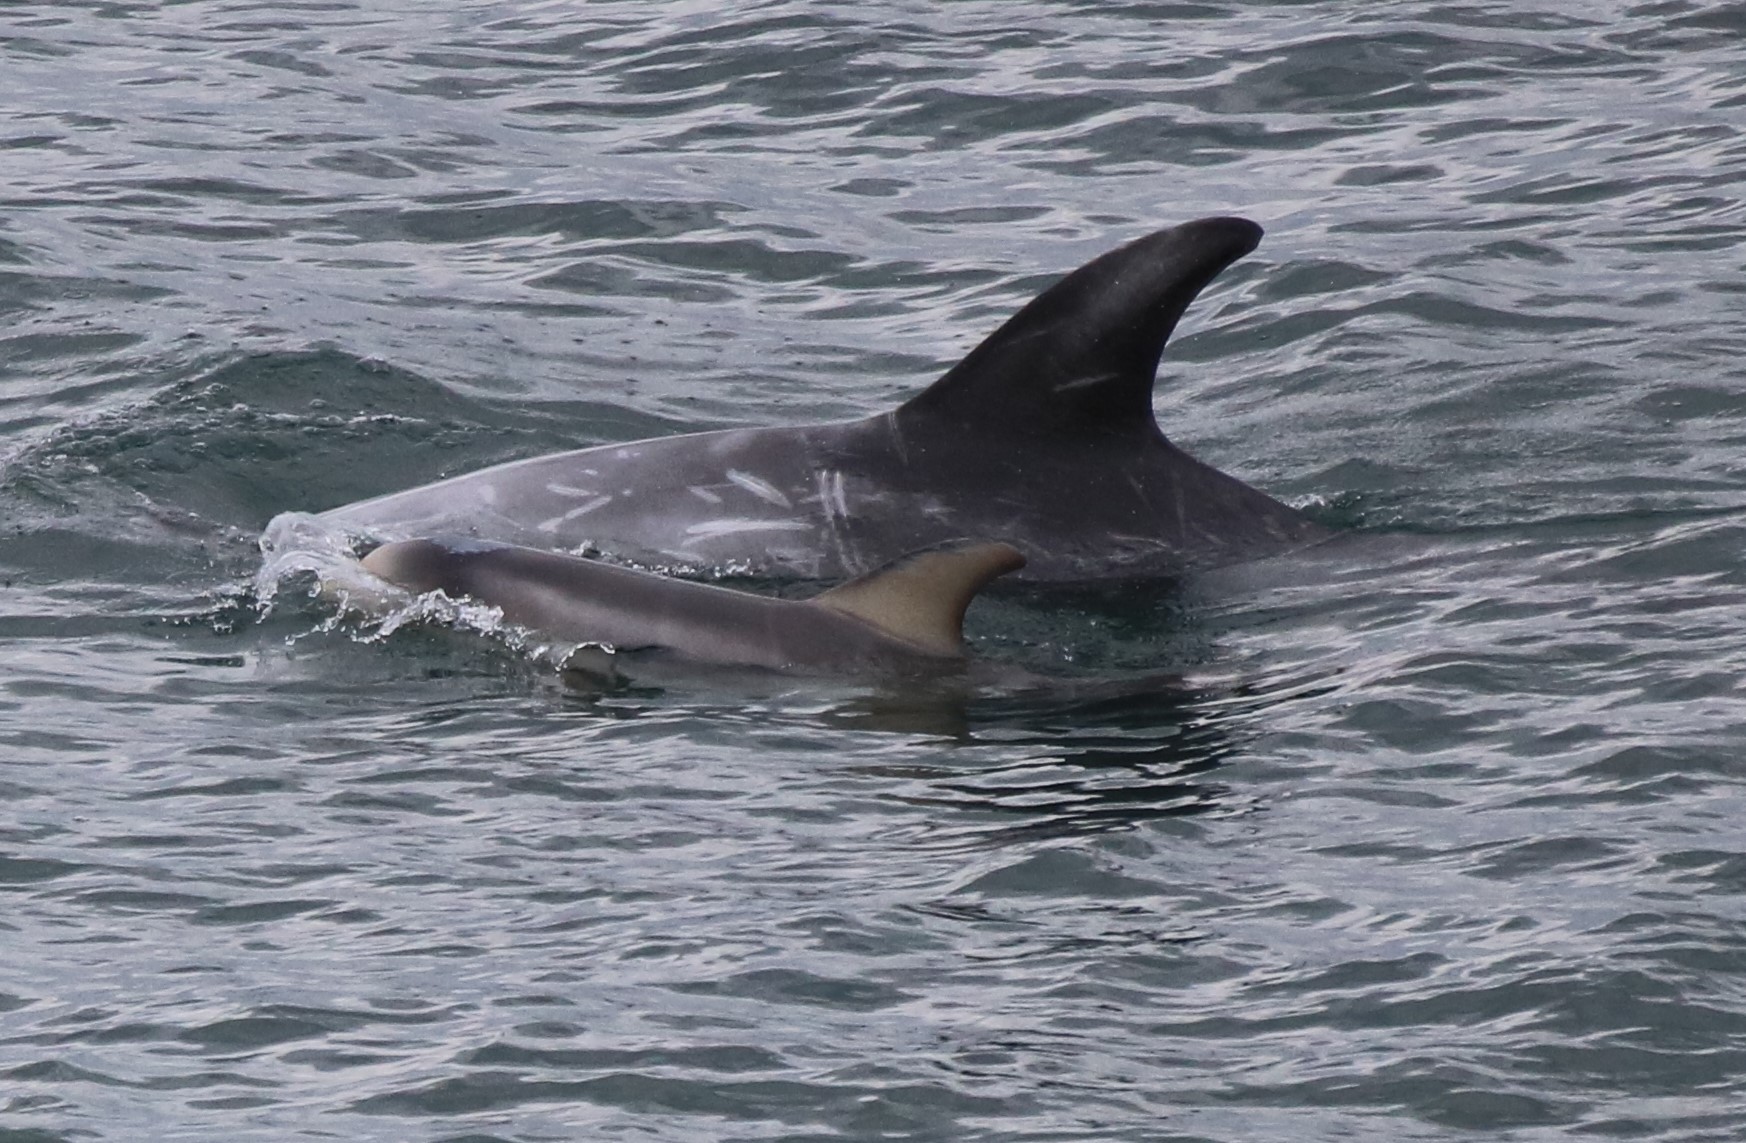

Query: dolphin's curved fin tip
810,539,1026,657
898,216,1264,436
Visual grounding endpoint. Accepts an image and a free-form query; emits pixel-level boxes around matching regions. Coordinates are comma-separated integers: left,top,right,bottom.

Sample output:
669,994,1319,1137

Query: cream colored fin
810,540,1025,657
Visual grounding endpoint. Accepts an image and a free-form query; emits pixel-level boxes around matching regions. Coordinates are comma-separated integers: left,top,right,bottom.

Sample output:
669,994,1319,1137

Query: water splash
253,511,615,676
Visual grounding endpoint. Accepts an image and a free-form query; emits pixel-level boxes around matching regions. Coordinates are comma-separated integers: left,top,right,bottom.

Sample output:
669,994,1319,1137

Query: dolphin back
310,216,1324,583
357,536,1023,673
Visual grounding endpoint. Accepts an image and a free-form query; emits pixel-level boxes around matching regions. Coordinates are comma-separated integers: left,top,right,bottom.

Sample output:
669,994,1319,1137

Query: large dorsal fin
896,216,1262,437
809,540,1025,657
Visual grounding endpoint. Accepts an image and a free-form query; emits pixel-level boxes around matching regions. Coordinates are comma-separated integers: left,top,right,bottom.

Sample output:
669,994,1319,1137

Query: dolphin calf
359,536,1025,675
314,216,1324,582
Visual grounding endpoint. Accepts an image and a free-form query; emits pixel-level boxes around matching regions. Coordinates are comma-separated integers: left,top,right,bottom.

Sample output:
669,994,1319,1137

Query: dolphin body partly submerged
360,535,1025,675
315,217,1325,583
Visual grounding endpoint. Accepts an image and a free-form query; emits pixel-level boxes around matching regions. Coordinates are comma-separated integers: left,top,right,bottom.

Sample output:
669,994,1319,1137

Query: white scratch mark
1124,471,1154,514
726,469,792,509
883,411,908,465
815,469,854,572
919,497,953,522
682,518,811,544
1053,371,1121,393
828,471,848,520
689,485,724,505
535,496,614,533
546,483,596,498
814,470,844,521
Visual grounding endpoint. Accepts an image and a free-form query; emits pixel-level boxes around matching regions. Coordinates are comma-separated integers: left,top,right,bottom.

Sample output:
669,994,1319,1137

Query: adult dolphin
313,217,1326,582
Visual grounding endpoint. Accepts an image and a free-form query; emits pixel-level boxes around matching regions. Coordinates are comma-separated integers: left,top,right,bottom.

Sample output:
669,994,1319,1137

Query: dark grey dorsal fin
809,540,1025,657
897,217,1262,437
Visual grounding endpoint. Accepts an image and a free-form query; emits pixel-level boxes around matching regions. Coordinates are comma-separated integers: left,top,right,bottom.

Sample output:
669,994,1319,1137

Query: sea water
3,3,1746,1140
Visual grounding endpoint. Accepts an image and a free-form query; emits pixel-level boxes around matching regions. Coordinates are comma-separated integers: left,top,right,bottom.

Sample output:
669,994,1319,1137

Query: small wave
254,511,618,677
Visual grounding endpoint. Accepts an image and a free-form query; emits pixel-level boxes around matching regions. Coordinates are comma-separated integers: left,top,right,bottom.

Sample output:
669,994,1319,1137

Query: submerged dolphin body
317,217,1325,582
360,536,1025,674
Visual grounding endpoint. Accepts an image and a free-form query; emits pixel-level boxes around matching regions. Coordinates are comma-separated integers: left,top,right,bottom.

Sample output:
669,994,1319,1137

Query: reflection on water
858,684,1243,844
550,655,1304,845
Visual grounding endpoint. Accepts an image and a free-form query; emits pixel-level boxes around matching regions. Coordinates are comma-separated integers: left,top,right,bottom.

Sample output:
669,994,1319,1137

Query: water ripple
4,1,1746,1140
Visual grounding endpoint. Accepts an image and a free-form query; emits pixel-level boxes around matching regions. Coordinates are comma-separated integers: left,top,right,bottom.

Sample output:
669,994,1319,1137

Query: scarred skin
311,218,1326,583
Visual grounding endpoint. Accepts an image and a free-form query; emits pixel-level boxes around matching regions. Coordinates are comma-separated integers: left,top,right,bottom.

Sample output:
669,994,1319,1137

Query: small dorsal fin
808,540,1025,657
896,217,1262,437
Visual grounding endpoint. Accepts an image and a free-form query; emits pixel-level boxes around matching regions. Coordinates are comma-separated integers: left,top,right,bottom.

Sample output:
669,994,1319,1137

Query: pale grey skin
360,536,1025,675
318,217,1327,583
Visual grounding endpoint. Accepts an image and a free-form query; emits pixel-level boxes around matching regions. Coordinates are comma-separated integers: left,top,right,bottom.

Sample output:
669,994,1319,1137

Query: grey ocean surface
4,2,1746,1140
